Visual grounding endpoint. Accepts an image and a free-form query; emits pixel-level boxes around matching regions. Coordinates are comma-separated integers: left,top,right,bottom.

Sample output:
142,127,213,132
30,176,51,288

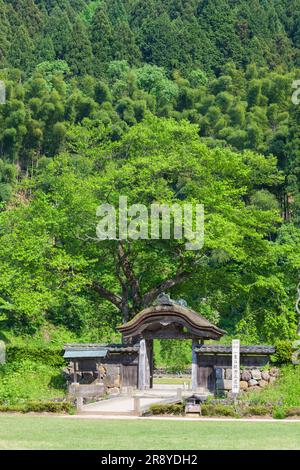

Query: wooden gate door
122,364,138,388
198,366,215,393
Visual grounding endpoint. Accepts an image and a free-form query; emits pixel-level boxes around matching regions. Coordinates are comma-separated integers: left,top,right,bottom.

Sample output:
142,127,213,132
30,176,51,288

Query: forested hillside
0,0,300,348
1,0,300,73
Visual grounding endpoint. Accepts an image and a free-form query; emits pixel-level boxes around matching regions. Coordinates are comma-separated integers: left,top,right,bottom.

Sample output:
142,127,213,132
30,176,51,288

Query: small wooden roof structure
63,343,139,359
118,301,225,341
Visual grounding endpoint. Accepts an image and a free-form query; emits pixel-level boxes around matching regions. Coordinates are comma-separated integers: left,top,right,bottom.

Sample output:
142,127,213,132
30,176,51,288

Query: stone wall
99,363,121,396
216,366,280,394
64,362,123,399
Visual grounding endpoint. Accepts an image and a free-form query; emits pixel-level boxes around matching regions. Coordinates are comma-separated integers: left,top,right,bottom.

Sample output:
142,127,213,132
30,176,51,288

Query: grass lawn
1,415,300,450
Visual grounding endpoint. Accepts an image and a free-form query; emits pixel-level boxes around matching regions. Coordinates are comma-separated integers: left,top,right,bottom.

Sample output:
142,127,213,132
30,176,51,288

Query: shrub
285,407,300,417
271,340,293,364
0,400,74,414
0,359,66,403
201,404,237,417
243,405,271,416
272,406,286,419
148,403,185,415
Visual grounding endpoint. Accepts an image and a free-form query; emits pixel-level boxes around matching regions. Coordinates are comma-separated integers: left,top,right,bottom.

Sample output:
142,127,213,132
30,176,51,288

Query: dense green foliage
1,1,300,74
0,401,73,413
148,403,185,416
0,359,66,404
0,1,299,348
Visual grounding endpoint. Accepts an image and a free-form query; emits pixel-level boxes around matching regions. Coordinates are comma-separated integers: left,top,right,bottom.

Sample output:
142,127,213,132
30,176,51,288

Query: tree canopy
0,0,299,346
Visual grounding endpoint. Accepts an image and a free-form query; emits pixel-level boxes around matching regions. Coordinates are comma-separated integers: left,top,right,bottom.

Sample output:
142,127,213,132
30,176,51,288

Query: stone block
222,379,232,390
261,371,270,381
269,376,276,384
239,381,248,390
68,383,105,399
249,379,258,387
251,369,262,380
241,370,251,382
98,365,106,376
104,365,120,387
258,380,268,388
269,367,280,377
107,387,120,395
225,368,232,380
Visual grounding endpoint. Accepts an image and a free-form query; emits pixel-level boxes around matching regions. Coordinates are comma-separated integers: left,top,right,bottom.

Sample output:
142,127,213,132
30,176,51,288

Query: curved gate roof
118,304,225,340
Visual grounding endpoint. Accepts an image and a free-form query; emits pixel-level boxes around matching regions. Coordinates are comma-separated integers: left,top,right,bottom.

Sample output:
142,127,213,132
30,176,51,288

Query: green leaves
0,115,294,342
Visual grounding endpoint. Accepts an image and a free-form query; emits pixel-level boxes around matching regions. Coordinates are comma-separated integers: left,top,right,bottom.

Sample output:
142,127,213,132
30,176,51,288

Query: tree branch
117,242,142,309
142,255,206,308
92,281,123,310
143,270,192,307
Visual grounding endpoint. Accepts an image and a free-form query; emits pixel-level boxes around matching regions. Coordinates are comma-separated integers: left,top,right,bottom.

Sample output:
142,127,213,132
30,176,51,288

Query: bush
0,400,74,414
243,405,271,416
271,340,293,364
148,403,185,416
0,359,66,404
272,406,286,419
285,407,300,417
201,404,238,417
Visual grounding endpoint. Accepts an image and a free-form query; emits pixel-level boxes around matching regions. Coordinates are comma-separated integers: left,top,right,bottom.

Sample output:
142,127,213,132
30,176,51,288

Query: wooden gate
121,364,138,387
197,366,215,393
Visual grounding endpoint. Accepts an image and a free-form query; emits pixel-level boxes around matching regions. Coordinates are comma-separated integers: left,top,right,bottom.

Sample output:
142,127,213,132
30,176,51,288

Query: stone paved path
79,385,203,416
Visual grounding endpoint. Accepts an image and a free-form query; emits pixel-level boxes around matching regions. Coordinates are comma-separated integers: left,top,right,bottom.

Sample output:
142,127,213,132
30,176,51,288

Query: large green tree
0,117,298,342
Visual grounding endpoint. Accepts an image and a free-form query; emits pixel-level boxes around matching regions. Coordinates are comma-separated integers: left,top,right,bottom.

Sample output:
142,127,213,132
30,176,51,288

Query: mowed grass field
1,415,300,450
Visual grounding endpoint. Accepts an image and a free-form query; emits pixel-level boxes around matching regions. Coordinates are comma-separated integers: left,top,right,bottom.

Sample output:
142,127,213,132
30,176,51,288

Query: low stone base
216,367,279,393
68,383,105,401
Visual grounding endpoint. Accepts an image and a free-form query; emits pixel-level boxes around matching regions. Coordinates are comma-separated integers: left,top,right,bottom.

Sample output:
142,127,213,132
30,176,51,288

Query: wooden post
138,338,146,391
73,360,77,384
149,339,154,389
133,396,141,416
191,340,198,391
138,338,151,390
145,339,151,389
76,396,83,411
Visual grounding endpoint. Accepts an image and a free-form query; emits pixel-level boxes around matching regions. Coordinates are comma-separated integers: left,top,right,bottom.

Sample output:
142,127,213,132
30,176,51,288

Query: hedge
0,401,74,414
148,403,185,415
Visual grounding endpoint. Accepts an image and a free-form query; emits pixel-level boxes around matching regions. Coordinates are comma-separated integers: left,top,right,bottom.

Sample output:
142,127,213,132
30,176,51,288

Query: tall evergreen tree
34,34,56,64
112,21,141,65
0,0,10,65
45,6,72,60
8,25,35,73
66,18,93,75
91,6,113,76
